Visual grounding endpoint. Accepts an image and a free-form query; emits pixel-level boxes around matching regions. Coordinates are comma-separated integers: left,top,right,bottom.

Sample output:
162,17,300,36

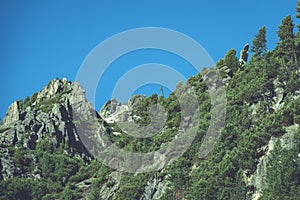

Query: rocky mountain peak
0,78,108,180
37,78,71,99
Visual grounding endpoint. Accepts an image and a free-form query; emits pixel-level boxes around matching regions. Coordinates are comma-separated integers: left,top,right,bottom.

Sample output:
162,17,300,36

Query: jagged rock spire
239,43,249,66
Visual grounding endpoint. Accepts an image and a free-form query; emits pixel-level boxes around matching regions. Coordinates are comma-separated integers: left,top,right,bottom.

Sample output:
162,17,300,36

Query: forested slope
0,5,300,200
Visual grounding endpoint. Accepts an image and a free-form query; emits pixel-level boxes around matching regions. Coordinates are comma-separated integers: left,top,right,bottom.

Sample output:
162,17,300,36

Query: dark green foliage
276,15,298,66
17,100,23,110
251,26,267,58
165,158,191,198
20,83,72,113
88,179,102,200
261,139,300,199
216,49,240,75
23,96,31,108
37,93,64,113
41,152,53,178
186,12,300,199
59,185,76,200
277,15,294,41
0,178,48,200
114,173,152,200
23,92,38,109
0,136,83,199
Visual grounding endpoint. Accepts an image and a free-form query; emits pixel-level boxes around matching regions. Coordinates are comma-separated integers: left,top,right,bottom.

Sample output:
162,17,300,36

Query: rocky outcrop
0,78,113,180
99,94,146,124
0,78,172,198
239,43,249,66
141,174,168,200
2,101,20,126
245,124,299,200
128,94,146,108
99,99,122,119
76,171,122,200
99,171,122,199
0,149,15,180
100,102,131,124
218,65,232,84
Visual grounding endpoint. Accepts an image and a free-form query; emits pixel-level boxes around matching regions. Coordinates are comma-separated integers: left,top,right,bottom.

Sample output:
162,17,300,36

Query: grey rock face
99,99,122,119
0,149,15,180
99,95,146,124
99,171,122,200
0,78,113,180
239,43,249,66
141,175,167,200
2,101,20,126
245,124,299,200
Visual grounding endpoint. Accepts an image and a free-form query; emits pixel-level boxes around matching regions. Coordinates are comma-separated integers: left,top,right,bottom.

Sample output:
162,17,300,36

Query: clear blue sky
0,0,298,118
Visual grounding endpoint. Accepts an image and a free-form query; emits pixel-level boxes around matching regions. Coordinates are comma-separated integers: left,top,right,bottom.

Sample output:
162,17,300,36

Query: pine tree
277,15,294,41
224,49,240,74
276,15,297,65
296,0,300,19
262,139,300,199
216,49,240,76
251,26,267,58
295,1,300,48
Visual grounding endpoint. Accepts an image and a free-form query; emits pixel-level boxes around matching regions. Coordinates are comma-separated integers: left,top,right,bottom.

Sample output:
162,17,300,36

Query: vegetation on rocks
0,2,300,199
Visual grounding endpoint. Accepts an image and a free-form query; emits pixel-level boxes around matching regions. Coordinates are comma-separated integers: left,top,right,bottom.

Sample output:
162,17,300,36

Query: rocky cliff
0,78,109,181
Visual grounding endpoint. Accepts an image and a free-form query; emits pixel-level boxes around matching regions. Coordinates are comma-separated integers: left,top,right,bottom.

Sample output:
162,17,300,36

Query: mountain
0,14,300,200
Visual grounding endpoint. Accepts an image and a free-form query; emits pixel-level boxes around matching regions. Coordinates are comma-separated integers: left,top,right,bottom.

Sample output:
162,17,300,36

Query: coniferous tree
262,139,300,199
251,26,267,58
276,15,297,63
277,15,294,41
217,49,240,76
295,1,300,49
296,0,300,19
226,49,240,73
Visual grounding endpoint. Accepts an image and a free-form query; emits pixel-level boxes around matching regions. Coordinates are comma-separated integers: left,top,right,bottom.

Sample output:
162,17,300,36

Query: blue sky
0,0,298,118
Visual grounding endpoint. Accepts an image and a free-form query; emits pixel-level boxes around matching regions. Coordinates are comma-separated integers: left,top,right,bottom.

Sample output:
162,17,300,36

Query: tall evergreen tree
251,26,267,58
276,15,297,65
277,15,294,41
296,0,300,19
216,49,240,76
295,1,300,46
